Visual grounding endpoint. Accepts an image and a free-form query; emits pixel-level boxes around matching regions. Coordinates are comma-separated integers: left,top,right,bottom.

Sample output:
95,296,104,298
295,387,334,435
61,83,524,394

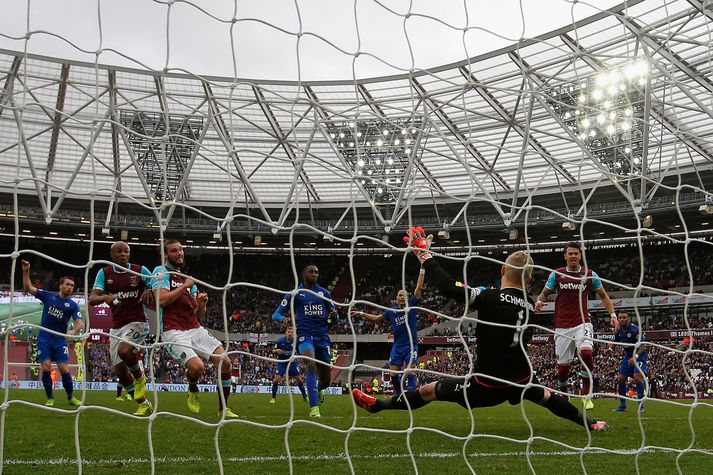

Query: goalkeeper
353,227,609,432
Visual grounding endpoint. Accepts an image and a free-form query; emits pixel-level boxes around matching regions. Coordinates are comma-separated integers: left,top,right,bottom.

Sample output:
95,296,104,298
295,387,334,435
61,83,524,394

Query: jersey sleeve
92,268,106,291
590,271,603,291
140,266,154,288
152,266,170,290
324,290,335,313
272,293,292,322
545,271,557,291
34,288,49,303
408,294,419,307
71,301,82,321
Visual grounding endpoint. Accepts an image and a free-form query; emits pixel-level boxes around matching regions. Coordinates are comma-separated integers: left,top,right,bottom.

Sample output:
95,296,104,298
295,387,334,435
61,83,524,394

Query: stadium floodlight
101,227,110,236
508,228,518,241
326,117,423,204
547,58,649,176
120,230,128,241
642,215,653,228
562,221,577,231
212,229,222,240
254,235,262,246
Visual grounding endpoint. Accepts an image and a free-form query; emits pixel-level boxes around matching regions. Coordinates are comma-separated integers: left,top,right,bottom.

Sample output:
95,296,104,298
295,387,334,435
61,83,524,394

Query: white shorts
109,322,149,366
162,327,222,366
554,322,594,365
231,376,240,384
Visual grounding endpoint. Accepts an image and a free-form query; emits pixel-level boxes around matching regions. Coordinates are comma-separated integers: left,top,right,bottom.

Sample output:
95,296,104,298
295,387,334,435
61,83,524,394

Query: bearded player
351,269,425,395
153,239,237,418
21,260,82,407
272,263,337,418
269,326,307,403
353,228,608,433
612,312,648,413
89,241,154,416
535,242,618,409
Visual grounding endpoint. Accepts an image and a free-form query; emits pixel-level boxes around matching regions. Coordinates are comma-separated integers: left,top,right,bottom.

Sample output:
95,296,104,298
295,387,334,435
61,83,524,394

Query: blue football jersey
383,295,419,348
275,336,296,361
35,289,82,341
273,283,335,337
614,324,647,358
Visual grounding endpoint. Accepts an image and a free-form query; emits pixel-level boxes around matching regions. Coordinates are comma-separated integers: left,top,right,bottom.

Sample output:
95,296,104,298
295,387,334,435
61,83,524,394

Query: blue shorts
297,335,331,364
619,355,649,378
276,360,300,378
37,337,69,364
389,345,418,367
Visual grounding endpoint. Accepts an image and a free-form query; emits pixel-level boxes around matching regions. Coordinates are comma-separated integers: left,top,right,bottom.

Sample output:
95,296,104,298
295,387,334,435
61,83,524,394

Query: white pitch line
5,449,713,466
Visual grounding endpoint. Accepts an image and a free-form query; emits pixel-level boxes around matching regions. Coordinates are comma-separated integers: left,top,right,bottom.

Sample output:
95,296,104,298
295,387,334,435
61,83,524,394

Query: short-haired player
270,326,307,403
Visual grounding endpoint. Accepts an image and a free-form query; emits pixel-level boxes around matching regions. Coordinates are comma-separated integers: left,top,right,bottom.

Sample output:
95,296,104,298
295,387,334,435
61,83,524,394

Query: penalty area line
5,449,713,466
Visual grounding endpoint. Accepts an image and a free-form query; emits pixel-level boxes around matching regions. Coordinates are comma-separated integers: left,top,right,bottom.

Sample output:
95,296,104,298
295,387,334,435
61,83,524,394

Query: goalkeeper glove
403,226,433,261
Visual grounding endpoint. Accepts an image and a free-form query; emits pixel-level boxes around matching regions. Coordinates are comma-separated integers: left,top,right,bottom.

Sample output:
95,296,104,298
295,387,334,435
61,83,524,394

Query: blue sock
298,382,307,399
41,371,54,399
61,372,74,399
407,374,417,392
635,381,645,399
618,384,627,408
271,381,278,399
306,370,318,407
392,374,402,395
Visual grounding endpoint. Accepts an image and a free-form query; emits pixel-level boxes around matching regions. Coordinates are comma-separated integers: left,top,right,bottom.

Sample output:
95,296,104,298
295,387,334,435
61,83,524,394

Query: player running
272,263,337,418
353,228,609,433
535,242,618,409
153,239,238,418
269,326,308,403
89,241,154,416
351,269,425,395
21,260,82,408
612,312,648,413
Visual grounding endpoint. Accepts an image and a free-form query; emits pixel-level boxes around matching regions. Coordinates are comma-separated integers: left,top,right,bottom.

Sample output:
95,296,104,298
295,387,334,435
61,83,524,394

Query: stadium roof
0,0,711,232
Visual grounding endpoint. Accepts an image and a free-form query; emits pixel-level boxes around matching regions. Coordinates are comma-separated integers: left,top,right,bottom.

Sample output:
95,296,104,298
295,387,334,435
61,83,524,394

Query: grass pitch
1,390,712,474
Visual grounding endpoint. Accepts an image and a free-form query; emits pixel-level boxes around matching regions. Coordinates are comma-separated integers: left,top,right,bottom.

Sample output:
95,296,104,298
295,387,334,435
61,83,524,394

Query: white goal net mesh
1,0,713,473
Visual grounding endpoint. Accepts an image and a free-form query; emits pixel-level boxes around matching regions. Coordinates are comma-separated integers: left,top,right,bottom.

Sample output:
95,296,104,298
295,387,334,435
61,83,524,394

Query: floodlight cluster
327,118,422,203
548,59,649,176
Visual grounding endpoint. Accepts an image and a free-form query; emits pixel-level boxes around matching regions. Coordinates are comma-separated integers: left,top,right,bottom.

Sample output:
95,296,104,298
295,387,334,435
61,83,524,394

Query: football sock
392,374,402,395
407,374,417,392
544,394,595,428
188,378,199,393
41,371,54,399
376,390,429,411
635,381,645,399
61,372,74,399
556,364,571,392
128,362,144,381
297,382,307,399
271,381,279,399
579,349,593,395
116,384,123,398
219,374,231,411
618,384,627,407
306,370,318,407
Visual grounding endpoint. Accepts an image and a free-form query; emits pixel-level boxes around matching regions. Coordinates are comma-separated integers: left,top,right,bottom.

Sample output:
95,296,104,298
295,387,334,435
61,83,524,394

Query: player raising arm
612,312,648,413
352,228,609,433
89,241,154,416
351,268,425,395
269,326,307,403
272,264,337,418
534,242,618,409
21,260,82,407
153,240,237,418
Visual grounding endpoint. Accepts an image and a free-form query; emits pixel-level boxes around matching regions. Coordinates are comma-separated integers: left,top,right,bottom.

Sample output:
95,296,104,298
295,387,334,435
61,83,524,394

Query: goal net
0,0,712,472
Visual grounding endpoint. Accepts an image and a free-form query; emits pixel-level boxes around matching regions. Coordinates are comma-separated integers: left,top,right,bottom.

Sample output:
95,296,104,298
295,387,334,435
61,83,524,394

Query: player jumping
153,239,238,418
535,242,618,409
353,228,609,433
351,268,425,395
21,260,82,408
89,241,154,416
272,263,337,418
270,326,308,403
612,312,648,413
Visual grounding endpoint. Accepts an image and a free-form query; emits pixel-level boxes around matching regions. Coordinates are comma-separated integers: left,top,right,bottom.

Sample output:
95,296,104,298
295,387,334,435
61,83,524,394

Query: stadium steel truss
0,0,712,237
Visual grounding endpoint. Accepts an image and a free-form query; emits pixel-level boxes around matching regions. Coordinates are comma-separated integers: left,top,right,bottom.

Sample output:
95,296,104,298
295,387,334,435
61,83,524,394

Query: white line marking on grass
6,449,713,466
